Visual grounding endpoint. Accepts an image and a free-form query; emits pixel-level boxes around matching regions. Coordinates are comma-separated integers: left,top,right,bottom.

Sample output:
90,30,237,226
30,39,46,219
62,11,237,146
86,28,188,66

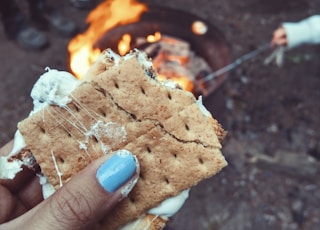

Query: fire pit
68,1,229,97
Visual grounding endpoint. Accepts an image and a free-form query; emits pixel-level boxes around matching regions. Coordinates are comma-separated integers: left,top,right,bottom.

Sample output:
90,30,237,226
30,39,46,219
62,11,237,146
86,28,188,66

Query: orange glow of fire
68,0,195,93
68,0,148,78
118,33,132,56
157,74,194,92
146,31,161,43
115,31,193,91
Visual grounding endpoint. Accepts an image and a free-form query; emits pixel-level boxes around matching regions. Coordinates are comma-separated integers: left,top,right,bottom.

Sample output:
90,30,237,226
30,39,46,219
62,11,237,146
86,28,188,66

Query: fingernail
96,150,137,193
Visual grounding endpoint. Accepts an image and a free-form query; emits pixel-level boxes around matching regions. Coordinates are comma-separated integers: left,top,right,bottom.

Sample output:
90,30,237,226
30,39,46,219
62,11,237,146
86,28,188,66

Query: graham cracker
121,214,167,230
18,49,227,229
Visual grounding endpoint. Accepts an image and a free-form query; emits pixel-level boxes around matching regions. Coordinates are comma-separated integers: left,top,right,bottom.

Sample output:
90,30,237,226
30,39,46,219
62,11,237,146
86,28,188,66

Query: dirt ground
1,0,320,229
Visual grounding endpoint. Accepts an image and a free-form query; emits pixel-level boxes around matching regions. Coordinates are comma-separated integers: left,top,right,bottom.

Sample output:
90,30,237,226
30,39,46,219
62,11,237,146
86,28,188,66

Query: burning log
134,34,212,93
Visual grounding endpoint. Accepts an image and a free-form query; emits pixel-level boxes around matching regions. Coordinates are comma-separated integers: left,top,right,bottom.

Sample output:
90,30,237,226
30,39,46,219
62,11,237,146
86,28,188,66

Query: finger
16,175,43,209
277,37,288,46
0,139,42,223
0,170,43,224
0,140,14,156
0,185,27,224
5,150,139,230
0,166,37,193
271,37,287,47
273,26,286,38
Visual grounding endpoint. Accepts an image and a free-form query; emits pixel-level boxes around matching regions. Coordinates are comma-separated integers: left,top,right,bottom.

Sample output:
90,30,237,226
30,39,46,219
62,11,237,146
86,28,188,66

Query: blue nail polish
96,150,137,193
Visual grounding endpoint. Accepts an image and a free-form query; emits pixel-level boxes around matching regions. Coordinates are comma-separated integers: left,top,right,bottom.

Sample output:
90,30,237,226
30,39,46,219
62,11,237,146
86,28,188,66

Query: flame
68,0,147,78
68,0,195,94
146,31,162,43
118,33,132,56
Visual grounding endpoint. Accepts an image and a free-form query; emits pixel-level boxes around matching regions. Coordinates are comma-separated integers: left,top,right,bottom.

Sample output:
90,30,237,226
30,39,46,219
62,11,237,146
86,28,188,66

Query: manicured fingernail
96,150,137,193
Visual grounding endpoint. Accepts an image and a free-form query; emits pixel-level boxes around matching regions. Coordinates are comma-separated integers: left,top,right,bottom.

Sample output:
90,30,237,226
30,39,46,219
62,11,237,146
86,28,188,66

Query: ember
135,34,212,92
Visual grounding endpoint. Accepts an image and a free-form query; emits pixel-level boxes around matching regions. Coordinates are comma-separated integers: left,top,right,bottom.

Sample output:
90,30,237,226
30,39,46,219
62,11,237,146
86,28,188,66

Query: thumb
8,150,139,230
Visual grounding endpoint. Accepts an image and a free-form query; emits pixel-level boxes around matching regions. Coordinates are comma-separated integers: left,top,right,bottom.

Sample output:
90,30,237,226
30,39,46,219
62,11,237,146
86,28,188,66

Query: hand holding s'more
0,49,227,230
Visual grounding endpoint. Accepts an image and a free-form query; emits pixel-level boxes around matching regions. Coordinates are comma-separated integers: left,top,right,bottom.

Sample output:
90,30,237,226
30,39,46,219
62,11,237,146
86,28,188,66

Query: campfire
68,0,229,96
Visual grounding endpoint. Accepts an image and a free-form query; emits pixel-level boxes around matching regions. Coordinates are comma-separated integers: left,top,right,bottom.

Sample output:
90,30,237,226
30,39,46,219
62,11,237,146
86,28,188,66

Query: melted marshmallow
38,174,56,199
30,68,79,115
148,189,190,218
0,156,23,179
196,96,211,117
85,120,127,154
124,49,154,69
100,49,121,66
121,189,190,230
160,79,180,89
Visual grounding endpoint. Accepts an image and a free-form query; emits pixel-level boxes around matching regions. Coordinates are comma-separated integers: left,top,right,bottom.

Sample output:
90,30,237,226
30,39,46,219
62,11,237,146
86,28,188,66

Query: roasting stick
200,43,271,84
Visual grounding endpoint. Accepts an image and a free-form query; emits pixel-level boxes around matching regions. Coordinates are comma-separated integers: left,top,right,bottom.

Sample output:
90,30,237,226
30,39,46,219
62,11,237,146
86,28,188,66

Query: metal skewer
200,43,271,84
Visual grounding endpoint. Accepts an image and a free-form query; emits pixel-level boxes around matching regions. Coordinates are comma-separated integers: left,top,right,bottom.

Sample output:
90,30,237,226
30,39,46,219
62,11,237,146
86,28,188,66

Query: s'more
0,49,227,229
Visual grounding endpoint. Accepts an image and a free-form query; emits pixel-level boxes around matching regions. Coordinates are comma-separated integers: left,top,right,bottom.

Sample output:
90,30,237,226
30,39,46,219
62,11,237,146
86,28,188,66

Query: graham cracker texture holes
68,102,81,113
139,173,144,180
39,125,46,134
130,197,135,204
171,152,177,158
130,113,137,120
57,156,65,164
74,104,80,112
146,146,152,154
141,87,146,95
98,108,107,117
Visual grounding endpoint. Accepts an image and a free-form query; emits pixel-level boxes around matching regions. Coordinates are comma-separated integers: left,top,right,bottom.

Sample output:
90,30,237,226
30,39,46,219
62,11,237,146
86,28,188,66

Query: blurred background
1,0,320,229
